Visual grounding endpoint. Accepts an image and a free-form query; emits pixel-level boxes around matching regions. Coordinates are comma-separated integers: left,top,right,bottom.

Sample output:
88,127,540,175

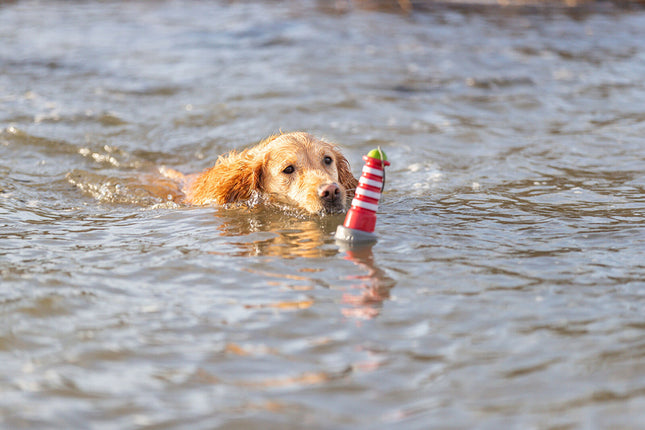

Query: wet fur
169,132,358,214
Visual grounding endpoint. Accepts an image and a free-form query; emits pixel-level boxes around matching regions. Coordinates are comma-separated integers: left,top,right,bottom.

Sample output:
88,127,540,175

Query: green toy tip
367,147,388,161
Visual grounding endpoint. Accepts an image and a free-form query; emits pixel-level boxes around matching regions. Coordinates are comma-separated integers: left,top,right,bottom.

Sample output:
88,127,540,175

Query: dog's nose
319,183,340,201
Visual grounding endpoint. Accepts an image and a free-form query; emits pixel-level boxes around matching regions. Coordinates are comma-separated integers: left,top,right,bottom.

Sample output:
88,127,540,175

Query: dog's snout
319,183,340,201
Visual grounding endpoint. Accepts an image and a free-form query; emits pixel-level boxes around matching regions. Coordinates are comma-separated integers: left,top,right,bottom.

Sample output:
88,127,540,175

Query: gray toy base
334,225,378,244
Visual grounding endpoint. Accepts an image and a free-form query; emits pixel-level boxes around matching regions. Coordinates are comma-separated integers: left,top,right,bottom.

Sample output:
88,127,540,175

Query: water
2,0,645,428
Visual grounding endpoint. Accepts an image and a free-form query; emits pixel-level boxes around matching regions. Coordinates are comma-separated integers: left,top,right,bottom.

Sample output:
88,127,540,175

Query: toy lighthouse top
335,148,390,244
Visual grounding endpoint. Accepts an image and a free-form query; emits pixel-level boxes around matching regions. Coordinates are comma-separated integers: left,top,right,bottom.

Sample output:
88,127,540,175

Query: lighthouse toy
335,148,390,244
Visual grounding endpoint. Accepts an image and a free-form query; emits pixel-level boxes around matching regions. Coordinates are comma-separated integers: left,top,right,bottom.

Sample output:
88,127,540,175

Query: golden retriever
164,132,358,215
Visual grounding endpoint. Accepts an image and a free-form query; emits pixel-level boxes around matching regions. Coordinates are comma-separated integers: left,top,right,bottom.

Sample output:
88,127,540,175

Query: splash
66,169,184,206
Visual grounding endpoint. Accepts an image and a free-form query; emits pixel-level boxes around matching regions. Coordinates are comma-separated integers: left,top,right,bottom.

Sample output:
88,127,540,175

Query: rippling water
2,0,645,428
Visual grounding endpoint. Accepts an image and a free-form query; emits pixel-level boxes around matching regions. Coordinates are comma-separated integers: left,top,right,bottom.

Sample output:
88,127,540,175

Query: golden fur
172,132,358,215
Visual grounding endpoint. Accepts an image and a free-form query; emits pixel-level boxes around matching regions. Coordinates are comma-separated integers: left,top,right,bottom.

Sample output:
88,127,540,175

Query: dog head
253,132,357,215
185,132,358,215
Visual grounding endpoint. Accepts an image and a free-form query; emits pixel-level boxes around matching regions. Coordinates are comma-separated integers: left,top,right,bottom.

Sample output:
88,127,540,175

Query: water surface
2,1,645,428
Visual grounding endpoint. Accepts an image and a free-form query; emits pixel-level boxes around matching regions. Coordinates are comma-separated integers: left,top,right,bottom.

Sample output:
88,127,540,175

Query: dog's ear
215,150,264,203
187,150,264,205
334,149,358,193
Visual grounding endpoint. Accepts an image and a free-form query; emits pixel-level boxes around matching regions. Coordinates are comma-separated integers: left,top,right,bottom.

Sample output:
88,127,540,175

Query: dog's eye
282,165,295,174
323,156,333,165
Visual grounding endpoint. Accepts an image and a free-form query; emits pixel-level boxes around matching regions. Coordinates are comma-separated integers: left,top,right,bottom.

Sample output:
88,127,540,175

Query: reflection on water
211,206,397,319
213,206,345,258
338,242,397,320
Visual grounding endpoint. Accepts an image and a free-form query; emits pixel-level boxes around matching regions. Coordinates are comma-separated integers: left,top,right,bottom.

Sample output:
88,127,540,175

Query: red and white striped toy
335,148,390,244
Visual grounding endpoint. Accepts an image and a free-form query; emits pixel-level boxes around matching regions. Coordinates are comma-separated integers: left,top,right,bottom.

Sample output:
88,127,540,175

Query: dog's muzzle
318,183,345,214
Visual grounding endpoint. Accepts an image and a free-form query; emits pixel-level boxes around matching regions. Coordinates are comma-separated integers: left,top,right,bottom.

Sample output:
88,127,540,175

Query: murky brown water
2,0,645,428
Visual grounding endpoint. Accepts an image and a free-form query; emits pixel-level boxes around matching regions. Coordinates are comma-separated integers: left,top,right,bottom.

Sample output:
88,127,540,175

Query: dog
163,132,358,215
